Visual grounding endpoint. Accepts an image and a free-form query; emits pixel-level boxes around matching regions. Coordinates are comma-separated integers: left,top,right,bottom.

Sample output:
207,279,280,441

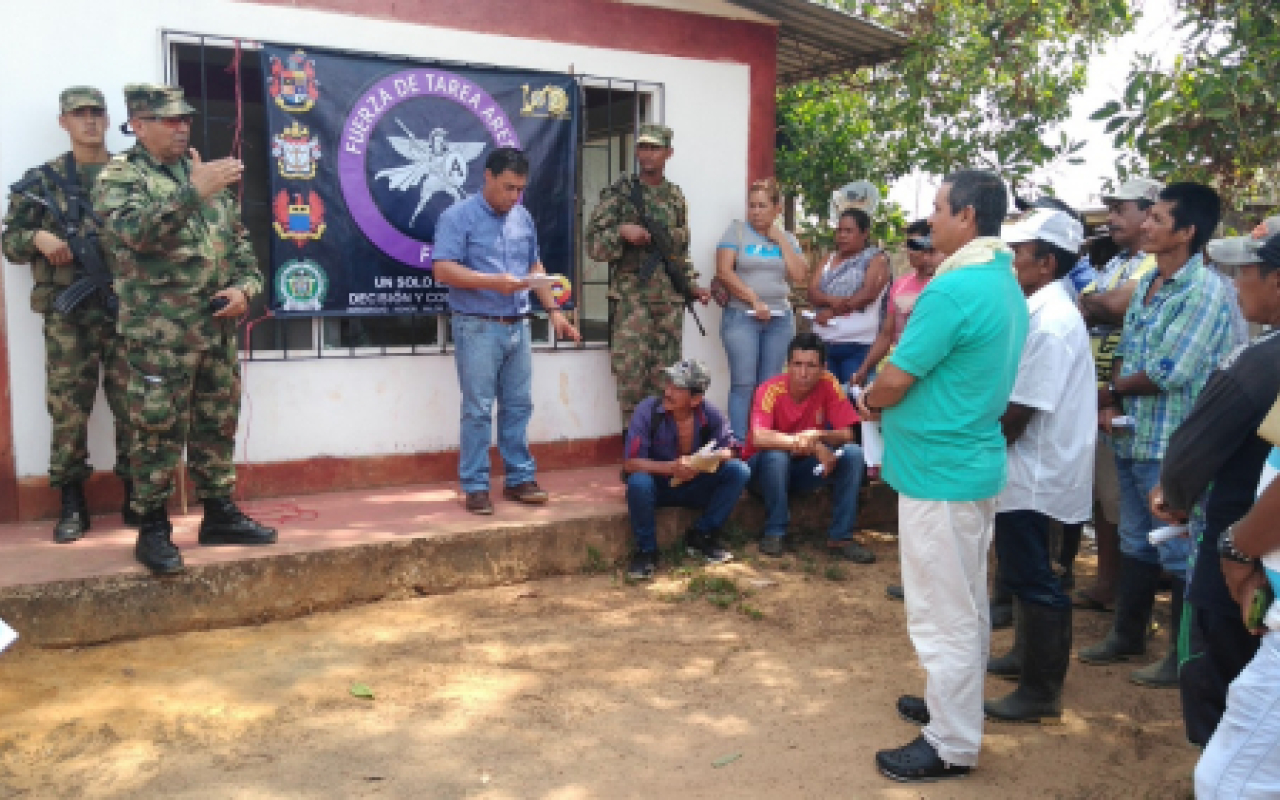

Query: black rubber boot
53,481,90,544
198,498,278,546
120,478,141,527
987,599,1027,680
985,602,1072,722
1079,556,1160,665
1130,579,1184,688
135,507,184,575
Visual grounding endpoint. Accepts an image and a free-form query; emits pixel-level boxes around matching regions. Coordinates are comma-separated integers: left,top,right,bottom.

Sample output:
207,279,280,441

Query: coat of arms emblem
272,190,326,246
276,259,329,312
269,50,320,113
375,120,486,226
272,122,322,179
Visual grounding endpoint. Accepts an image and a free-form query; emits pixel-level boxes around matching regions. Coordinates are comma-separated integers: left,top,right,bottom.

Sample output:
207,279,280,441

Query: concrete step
0,466,896,649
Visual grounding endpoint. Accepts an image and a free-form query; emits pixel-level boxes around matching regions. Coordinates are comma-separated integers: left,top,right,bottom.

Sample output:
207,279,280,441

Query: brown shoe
464,490,494,515
503,481,549,505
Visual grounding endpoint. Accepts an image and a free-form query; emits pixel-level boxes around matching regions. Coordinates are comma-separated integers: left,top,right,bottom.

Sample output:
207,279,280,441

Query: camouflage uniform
1,90,130,489
585,129,693,424
93,113,262,516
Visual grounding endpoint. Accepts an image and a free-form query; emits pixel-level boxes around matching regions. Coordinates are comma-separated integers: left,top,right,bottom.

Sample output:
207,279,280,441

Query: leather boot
985,602,1072,722
53,481,90,543
1130,579,1184,688
1079,556,1160,665
988,598,1027,680
120,477,141,527
198,498,278,546
135,507,184,575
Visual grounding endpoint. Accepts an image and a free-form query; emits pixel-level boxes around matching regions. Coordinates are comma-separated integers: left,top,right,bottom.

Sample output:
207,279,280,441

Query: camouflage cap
59,86,105,114
663,359,711,393
123,83,197,119
636,123,673,148
1102,177,1163,205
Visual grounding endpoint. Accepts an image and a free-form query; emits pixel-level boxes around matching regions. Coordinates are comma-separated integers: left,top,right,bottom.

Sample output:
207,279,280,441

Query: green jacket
2,152,107,313
93,145,262,349
585,174,693,304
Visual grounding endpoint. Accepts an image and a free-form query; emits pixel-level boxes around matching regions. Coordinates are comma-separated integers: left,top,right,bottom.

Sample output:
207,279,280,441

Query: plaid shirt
1114,254,1238,461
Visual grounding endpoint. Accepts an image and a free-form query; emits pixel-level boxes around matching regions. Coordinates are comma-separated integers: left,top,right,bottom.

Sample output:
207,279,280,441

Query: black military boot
1130,579,1185,688
1079,556,1161,665
53,481,90,544
120,478,141,527
987,598,1028,680
198,498,278,546
135,507,184,575
985,602,1072,723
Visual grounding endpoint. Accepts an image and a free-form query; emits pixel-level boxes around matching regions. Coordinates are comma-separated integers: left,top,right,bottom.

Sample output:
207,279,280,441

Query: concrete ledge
0,468,897,648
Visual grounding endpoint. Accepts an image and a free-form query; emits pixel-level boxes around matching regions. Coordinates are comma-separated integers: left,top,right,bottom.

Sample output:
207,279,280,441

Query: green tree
776,0,1135,234
1093,1,1280,209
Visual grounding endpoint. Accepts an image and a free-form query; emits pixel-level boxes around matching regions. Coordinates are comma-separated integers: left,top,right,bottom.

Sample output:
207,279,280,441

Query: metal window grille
162,31,663,362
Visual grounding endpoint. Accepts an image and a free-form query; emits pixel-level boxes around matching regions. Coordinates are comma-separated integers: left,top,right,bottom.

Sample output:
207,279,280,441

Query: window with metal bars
163,31,663,361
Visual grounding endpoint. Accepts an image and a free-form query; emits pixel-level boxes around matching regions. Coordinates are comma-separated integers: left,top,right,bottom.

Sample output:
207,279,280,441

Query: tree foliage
776,0,1135,230
1093,1,1280,209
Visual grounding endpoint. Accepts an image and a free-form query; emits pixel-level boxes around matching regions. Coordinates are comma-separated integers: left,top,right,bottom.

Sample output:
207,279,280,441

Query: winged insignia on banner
375,120,487,225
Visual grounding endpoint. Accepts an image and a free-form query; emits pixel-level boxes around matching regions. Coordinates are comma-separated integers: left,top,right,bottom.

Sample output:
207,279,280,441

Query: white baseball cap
1003,209,1085,252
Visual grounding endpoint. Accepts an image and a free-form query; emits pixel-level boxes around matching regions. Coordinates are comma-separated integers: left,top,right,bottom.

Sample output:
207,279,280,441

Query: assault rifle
627,176,705,336
8,153,117,317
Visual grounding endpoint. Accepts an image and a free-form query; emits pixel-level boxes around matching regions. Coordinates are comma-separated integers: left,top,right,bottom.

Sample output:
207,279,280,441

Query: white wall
1,0,749,477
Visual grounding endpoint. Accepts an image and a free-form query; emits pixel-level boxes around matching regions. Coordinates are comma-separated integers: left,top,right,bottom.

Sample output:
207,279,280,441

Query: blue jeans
720,307,795,440
824,341,871,385
994,510,1070,610
625,460,751,553
1116,456,1191,579
748,446,864,539
452,314,536,493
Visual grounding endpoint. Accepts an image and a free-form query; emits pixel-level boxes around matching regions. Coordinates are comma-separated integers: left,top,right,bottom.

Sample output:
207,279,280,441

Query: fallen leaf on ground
713,753,742,768
350,682,375,699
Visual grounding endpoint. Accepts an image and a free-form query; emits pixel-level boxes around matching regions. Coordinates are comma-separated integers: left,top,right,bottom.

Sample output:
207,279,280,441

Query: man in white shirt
984,208,1096,722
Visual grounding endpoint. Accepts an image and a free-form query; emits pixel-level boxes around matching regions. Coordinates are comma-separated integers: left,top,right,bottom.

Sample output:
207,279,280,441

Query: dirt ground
0,532,1196,799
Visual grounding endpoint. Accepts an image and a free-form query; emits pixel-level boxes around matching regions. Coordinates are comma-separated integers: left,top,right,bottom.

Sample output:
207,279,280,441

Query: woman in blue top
715,177,809,439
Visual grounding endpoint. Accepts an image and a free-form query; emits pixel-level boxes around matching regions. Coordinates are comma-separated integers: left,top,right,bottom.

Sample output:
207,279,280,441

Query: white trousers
899,495,996,767
1196,631,1280,798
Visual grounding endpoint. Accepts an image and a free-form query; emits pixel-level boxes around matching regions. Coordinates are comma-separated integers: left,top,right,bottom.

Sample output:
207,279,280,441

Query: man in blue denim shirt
433,147,580,514
623,359,748,579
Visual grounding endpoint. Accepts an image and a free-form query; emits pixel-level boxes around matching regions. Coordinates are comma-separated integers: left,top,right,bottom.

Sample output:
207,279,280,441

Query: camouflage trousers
43,307,130,486
122,333,241,514
610,296,683,424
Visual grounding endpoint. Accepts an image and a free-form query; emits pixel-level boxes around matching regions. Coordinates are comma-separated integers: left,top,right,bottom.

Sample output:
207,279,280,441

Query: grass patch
582,545,610,574
824,564,848,582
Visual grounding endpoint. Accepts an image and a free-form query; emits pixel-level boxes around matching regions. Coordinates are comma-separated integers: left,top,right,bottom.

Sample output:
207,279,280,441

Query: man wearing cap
1148,233,1280,745
1072,177,1162,613
982,208,1095,724
586,124,709,428
1080,182,1241,687
622,359,748,579
2,87,134,543
92,84,276,575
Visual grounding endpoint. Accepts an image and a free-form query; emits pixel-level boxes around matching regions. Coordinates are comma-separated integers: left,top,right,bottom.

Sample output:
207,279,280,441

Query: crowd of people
6,87,1280,792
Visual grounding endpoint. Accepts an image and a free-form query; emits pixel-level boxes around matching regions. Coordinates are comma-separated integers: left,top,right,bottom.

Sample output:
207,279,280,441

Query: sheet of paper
1148,525,1189,545
0,618,16,654
523,274,557,289
801,310,817,320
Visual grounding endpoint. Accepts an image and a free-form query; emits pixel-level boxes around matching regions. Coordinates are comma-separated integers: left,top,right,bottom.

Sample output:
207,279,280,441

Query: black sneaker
758,535,786,557
829,538,876,564
627,550,658,580
876,735,970,783
896,694,929,725
686,529,733,565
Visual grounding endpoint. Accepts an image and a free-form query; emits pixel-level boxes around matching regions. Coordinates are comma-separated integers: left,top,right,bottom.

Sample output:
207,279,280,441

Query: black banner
261,45,579,315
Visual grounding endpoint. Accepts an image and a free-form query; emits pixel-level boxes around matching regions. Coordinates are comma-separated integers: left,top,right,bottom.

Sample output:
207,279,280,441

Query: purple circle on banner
338,69,521,269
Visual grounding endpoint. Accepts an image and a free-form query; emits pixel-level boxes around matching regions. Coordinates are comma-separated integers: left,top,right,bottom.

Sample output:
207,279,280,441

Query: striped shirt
1113,254,1238,461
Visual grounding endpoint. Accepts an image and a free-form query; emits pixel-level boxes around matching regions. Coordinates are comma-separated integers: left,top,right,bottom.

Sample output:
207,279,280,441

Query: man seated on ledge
623,359,749,580
744,332,870,563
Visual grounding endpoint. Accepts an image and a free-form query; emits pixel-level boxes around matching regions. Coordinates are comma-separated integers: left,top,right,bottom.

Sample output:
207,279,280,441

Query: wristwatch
1218,525,1257,564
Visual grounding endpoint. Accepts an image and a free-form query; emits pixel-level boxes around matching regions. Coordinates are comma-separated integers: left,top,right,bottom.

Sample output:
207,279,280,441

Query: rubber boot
135,507,184,575
120,477,141,527
53,481,91,543
987,599,1027,680
1130,579,1184,688
991,556,1014,629
1058,523,1082,591
1079,556,1160,665
198,498,278,546
985,601,1072,722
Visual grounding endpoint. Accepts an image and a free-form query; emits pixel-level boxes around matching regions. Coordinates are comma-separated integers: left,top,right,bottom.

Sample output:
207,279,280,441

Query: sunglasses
137,115,193,127
66,107,106,119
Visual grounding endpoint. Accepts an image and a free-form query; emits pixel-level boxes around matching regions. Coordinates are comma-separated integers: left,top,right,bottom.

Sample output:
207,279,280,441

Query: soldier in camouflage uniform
1,87,134,543
585,124,709,428
92,84,276,575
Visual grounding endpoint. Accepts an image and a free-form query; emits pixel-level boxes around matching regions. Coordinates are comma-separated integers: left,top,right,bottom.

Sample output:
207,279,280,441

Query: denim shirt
625,397,736,462
434,193,540,316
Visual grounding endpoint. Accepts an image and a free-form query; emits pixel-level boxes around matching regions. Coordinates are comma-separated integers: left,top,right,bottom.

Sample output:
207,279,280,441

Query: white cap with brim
1003,208,1085,252
1206,236,1266,267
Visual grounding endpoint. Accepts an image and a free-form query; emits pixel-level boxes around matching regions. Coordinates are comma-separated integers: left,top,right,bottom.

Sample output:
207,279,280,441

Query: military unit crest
272,190,326,246
269,52,325,254
269,50,319,113
275,259,329,312
520,84,571,120
272,121,321,179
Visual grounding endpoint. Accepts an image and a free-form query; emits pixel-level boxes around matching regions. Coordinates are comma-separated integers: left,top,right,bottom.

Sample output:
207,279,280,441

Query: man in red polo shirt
744,332,870,562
